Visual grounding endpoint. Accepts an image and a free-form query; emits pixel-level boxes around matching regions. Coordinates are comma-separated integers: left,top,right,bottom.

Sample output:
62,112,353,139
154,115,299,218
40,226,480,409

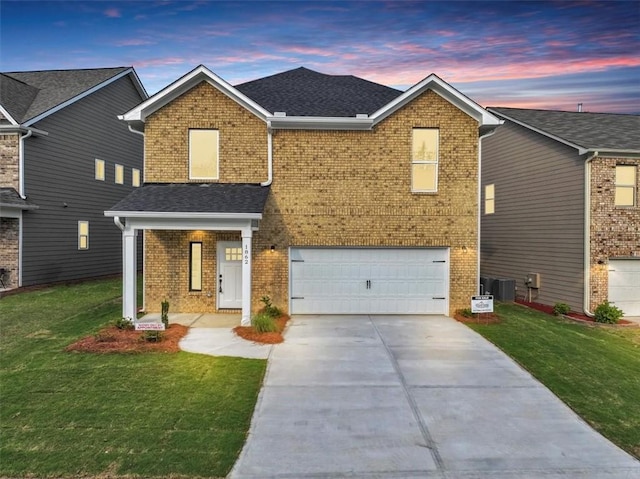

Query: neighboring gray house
481,107,640,316
0,67,146,290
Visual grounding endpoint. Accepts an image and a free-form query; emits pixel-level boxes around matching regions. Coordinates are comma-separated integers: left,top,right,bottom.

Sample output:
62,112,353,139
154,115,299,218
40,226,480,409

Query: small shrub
594,300,624,324
94,331,117,342
260,295,281,318
114,317,134,330
251,312,278,333
141,330,164,342
457,308,474,318
161,299,170,328
553,303,571,316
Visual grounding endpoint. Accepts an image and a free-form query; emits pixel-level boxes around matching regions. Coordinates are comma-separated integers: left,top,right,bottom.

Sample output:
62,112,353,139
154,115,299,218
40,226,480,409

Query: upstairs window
78,221,89,250
615,165,636,206
95,159,105,181
189,129,219,180
132,168,141,187
412,128,439,192
115,164,124,184
485,184,495,214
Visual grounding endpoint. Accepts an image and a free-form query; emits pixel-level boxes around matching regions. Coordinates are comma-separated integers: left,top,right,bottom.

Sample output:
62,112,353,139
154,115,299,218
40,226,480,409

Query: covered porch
105,183,271,325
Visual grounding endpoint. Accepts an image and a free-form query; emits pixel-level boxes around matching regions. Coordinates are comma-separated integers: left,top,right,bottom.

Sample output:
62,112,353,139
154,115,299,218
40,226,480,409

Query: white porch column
122,226,138,320
241,228,253,326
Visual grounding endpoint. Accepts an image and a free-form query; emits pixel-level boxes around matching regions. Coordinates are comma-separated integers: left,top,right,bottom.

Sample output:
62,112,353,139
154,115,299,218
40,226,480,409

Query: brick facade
0,218,19,289
589,157,640,309
0,133,20,189
143,81,479,314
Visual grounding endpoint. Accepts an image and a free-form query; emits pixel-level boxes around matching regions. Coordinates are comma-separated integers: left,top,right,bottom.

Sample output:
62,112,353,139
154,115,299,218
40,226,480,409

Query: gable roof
235,67,402,117
0,67,147,126
489,107,640,154
121,65,501,132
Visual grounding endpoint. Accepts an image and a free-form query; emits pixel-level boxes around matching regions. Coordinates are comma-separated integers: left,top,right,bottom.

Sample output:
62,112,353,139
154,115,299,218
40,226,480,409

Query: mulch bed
454,312,501,324
233,315,290,344
515,299,635,326
66,324,189,354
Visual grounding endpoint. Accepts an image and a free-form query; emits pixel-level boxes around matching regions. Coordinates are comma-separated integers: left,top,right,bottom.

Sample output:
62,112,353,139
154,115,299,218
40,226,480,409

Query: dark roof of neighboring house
489,107,640,152
235,67,403,117
0,67,131,124
108,183,270,214
0,188,38,210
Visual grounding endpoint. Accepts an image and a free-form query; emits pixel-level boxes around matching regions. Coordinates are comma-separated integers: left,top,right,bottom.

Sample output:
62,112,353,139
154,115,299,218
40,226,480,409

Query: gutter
583,151,598,317
18,130,33,198
261,123,273,186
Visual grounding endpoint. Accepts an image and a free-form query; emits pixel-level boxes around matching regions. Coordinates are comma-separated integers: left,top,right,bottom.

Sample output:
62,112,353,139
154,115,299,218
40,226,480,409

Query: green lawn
467,302,640,459
0,278,266,478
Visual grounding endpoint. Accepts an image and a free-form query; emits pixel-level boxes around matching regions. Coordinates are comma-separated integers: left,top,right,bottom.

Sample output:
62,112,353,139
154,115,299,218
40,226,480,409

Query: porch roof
105,183,270,219
0,187,38,210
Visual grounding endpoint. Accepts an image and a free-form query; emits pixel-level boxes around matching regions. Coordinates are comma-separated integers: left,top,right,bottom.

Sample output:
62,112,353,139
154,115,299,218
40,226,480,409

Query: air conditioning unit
494,279,516,301
480,276,494,295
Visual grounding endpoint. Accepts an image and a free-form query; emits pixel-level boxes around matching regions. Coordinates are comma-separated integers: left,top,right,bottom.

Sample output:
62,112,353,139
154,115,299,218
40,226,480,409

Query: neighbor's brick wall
144,81,268,183
589,157,640,309
0,134,20,190
144,85,479,315
0,218,19,289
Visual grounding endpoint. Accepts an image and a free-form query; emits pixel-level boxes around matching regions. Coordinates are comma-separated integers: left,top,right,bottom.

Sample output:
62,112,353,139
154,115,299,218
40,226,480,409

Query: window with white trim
95,159,105,181
78,221,89,250
615,165,636,206
189,129,219,180
190,242,203,291
132,168,140,187
115,164,124,184
485,184,495,214
412,128,439,192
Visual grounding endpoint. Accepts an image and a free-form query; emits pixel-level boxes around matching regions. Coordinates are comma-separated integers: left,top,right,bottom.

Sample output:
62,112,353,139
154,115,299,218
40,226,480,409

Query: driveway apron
229,315,640,479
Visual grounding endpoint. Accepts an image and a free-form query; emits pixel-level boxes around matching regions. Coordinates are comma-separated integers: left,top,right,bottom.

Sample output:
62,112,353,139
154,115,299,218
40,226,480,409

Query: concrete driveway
229,315,639,479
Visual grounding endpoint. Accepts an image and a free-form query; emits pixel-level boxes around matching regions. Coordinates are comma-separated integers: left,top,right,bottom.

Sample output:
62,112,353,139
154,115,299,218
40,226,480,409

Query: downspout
17,129,33,287
477,127,500,293
260,123,273,187
113,216,125,231
583,151,598,317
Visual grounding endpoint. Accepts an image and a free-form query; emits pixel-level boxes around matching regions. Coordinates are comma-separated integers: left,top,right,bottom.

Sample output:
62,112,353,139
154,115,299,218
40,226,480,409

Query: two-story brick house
107,65,501,323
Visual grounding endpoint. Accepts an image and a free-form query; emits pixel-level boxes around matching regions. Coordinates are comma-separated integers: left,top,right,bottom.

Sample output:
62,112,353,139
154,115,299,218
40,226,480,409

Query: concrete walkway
229,315,639,479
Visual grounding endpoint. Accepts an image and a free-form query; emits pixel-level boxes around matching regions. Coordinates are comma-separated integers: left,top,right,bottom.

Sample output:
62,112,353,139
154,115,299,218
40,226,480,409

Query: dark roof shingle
235,67,402,117
108,183,270,214
0,188,38,210
0,67,129,123
490,107,640,151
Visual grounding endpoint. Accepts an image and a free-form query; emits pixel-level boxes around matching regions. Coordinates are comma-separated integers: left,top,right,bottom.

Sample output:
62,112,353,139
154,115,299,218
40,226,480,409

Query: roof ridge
2,66,130,75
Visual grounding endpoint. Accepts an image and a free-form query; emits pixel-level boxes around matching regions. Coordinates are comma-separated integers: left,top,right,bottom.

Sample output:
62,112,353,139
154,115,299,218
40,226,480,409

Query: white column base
122,227,138,320
241,229,252,326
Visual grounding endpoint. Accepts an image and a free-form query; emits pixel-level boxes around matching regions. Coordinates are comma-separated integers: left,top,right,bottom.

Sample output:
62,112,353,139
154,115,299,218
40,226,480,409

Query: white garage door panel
290,248,448,314
609,259,640,316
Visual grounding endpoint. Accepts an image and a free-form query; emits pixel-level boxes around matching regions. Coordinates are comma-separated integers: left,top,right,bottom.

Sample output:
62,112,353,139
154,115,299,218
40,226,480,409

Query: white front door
218,241,242,309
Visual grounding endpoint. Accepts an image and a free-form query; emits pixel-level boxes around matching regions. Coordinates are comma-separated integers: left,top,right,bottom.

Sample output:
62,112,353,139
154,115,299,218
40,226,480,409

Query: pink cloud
114,39,156,47
133,57,187,68
104,8,121,18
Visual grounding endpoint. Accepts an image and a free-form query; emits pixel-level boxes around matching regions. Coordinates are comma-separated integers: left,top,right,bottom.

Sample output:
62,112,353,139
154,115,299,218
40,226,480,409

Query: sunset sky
1,0,639,113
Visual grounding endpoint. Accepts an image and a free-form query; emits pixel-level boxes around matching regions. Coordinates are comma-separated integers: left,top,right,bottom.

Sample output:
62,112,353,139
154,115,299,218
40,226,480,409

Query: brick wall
143,83,479,314
589,156,640,309
0,134,20,189
0,218,19,289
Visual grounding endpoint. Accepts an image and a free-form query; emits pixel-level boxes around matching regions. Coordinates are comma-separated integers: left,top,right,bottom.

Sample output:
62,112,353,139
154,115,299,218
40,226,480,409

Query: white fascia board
0,125,49,136
372,74,501,128
104,211,262,220
0,105,18,125
268,115,373,130
106,214,257,232
24,68,139,127
120,65,271,123
489,109,586,153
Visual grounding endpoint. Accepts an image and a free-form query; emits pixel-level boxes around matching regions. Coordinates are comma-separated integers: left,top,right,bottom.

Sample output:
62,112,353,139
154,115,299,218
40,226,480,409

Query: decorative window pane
225,247,242,261
132,168,141,187
485,184,495,214
115,164,124,184
189,129,219,180
95,159,105,181
615,165,636,206
190,242,202,291
78,221,89,250
412,128,439,192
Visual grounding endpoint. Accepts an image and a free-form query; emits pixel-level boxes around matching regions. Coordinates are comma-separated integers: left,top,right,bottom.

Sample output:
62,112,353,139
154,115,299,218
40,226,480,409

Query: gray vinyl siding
21,75,144,286
481,121,585,311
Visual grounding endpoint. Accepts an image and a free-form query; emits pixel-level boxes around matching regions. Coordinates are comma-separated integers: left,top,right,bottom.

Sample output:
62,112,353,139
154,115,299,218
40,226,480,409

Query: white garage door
289,248,449,314
609,259,640,316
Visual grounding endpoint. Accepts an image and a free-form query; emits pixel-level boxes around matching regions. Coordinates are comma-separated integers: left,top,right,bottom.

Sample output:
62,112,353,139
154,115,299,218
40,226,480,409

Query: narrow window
132,168,141,187
485,184,495,214
615,165,636,206
412,128,439,192
190,242,203,291
95,159,105,181
189,129,219,180
115,164,124,184
78,221,89,250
